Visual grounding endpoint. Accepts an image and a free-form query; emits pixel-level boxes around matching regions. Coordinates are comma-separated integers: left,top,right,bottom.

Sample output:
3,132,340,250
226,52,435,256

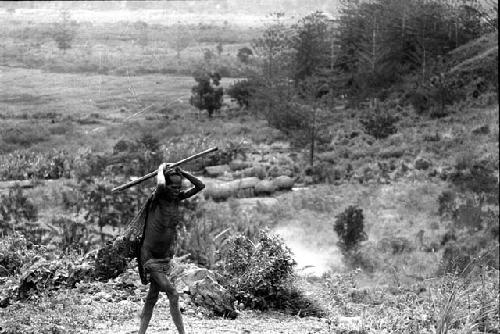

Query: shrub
237,47,253,63
176,199,273,267
438,193,499,274
452,197,483,231
0,185,38,232
449,165,499,202
266,103,307,135
52,217,90,253
203,48,215,62
227,80,253,107
218,230,324,316
438,189,456,218
439,234,499,274
360,109,399,139
307,162,345,184
346,242,380,273
334,205,367,254
190,71,223,117
79,178,148,232
1,125,50,150
113,139,140,154
139,133,160,152
407,89,431,114
0,233,32,276
73,152,109,181
408,79,464,118
220,231,301,311
220,235,254,276
17,257,93,300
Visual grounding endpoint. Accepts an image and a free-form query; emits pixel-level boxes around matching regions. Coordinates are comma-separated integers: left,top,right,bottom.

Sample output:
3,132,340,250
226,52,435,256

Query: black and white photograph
0,1,498,333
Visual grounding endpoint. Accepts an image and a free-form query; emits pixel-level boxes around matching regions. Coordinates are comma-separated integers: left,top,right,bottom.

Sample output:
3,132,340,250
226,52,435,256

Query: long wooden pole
111,147,218,192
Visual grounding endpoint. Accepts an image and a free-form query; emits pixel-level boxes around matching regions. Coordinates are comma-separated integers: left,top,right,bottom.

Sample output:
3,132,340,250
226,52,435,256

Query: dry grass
0,65,243,153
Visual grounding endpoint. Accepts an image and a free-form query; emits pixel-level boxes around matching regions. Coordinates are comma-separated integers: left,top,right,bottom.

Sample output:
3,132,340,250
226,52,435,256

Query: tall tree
290,11,331,84
334,0,487,99
252,13,294,82
52,9,77,54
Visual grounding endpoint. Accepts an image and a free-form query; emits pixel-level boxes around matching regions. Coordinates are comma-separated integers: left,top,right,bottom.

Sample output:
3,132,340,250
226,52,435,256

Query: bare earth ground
1,278,336,334
98,277,334,334
99,311,330,334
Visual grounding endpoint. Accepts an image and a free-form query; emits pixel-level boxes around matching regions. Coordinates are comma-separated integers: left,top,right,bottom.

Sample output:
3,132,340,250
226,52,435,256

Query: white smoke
272,225,344,276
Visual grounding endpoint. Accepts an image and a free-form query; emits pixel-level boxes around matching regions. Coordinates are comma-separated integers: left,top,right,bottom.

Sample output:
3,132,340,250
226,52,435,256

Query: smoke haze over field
273,220,344,276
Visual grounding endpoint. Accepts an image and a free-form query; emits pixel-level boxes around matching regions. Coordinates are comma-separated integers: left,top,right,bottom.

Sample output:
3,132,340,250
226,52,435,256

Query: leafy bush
17,257,93,300
0,234,94,304
237,47,253,63
53,217,90,253
360,109,399,139
176,199,272,267
437,189,456,218
449,165,499,202
307,162,346,184
219,230,323,316
438,188,499,274
79,178,149,232
0,233,34,276
219,234,254,276
73,151,109,181
190,71,223,117
227,80,252,107
220,231,296,308
334,205,367,254
440,231,499,274
344,243,380,273
407,79,466,118
138,133,160,152
112,139,140,154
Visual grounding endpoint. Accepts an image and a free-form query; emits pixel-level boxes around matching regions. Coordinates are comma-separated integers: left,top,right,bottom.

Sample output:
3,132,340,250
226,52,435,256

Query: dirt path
97,310,330,334
91,276,334,334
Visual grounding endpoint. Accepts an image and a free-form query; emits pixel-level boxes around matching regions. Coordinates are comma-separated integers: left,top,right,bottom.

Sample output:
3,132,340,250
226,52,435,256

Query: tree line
215,0,496,164
246,0,496,104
